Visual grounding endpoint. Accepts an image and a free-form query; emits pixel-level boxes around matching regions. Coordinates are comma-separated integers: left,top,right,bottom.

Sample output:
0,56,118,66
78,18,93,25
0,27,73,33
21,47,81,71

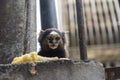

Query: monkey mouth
49,44,58,49
51,44,55,47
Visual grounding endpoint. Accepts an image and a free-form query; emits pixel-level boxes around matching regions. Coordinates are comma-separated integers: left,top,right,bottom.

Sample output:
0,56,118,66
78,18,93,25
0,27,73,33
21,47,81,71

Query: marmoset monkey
38,28,69,58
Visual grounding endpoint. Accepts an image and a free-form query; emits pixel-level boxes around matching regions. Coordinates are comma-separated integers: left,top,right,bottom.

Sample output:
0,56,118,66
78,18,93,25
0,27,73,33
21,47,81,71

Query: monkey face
38,28,65,50
47,31,62,49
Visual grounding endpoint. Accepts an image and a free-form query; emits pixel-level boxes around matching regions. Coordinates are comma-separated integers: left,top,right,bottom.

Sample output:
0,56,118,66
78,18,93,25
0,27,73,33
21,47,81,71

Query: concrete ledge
0,60,105,80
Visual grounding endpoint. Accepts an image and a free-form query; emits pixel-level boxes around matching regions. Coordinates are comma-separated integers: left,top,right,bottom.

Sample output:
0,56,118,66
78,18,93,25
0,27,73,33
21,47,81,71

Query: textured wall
0,60,105,80
0,0,36,64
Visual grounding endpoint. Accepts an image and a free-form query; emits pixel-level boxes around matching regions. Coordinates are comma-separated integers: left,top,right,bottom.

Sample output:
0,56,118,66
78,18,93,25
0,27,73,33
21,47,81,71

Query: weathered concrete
0,0,26,64
0,0,36,64
0,60,105,80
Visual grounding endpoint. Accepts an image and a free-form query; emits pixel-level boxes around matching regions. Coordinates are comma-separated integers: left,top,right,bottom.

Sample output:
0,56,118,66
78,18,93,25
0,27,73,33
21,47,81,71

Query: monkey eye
55,37,60,40
47,37,53,40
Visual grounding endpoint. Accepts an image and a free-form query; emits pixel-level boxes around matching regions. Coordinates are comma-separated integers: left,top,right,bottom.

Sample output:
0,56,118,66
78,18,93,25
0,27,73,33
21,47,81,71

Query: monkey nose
52,39,57,44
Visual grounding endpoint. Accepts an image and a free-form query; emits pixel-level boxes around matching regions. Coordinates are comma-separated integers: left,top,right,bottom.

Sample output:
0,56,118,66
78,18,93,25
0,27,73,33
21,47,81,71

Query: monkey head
47,31,62,49
38,28,65,50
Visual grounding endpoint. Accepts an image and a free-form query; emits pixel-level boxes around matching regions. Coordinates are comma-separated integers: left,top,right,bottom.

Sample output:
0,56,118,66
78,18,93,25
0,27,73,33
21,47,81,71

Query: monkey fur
38,28,69,58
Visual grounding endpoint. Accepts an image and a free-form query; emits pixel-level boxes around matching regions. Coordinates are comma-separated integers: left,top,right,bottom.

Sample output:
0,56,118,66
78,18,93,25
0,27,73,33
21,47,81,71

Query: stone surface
0,60,105,80
0,0,36,64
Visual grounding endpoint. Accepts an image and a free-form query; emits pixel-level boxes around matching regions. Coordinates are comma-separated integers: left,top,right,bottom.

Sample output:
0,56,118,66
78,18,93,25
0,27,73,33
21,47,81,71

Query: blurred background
37,0,120,68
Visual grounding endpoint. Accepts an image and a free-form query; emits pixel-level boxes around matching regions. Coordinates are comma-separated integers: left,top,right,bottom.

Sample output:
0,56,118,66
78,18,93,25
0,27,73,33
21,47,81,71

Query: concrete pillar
0,0,36,64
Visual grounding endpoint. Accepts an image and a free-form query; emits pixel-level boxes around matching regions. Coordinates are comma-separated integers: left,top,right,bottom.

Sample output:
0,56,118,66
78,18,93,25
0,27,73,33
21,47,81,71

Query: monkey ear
61,32,66,43
61,31,69,43
40,30,44,34
61,32,65,37
38,30,45,42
